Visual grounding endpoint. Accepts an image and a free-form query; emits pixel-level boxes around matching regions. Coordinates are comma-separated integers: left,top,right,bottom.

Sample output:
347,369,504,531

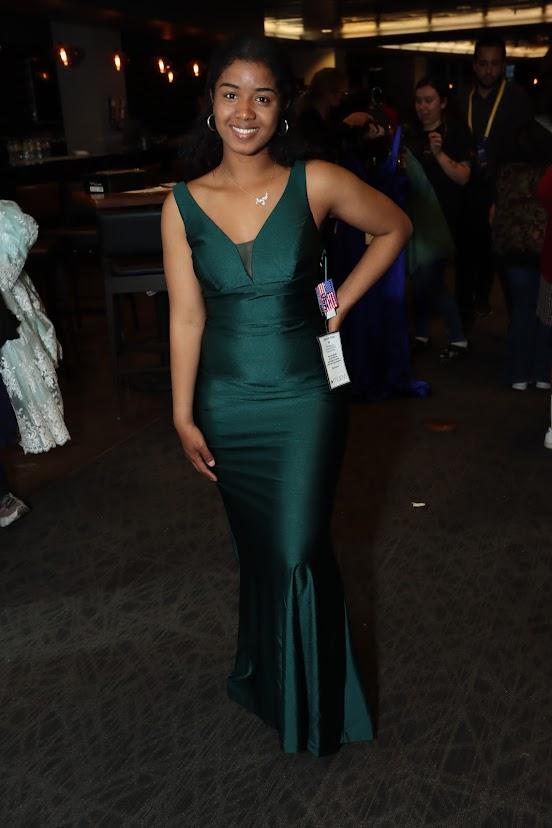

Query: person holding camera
403,76,471,359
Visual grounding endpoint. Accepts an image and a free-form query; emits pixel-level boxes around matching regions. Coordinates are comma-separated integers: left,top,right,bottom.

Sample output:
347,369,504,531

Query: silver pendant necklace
221,164,277,207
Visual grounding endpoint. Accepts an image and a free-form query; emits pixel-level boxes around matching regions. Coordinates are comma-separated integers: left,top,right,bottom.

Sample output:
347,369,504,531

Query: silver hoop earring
206,113,216,132
278,118,289,137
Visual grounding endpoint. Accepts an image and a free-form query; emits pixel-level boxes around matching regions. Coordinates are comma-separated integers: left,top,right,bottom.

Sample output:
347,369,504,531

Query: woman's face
414,85,446,129
211,59,281,156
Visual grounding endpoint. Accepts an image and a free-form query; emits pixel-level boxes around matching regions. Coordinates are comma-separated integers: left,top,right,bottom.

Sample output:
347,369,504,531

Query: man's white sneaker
545,428,552,450
536,382,552,390
512,382,528,391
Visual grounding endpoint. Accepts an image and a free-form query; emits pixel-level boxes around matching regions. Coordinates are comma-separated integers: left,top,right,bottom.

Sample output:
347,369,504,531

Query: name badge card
317,332,351,389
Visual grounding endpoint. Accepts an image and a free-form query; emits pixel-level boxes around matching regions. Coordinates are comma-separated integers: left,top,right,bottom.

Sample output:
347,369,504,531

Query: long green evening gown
173,161,373,756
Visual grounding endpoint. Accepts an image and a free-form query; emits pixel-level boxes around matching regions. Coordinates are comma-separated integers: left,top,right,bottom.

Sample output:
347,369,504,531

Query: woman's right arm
161,193,217,482
428,131,470,186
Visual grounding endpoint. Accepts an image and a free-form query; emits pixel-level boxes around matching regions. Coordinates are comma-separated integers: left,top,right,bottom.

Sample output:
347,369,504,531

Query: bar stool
97,206,168,414
58,180,101,327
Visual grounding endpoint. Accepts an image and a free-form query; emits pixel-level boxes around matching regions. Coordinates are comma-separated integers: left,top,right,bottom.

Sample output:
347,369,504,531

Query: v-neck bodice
173,160,329,395
173,161,322,292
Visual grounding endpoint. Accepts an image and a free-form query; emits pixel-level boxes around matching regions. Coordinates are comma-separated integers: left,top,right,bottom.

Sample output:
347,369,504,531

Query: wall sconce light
167,69,175,83
187,60,203,78
533,77,539,85
158,57,166,74
113,52,123,72
56,44,84,68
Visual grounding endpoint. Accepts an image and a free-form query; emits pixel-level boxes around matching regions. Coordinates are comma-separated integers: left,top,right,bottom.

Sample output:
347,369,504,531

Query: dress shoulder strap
289,159,306,193
286,160,313,213
172,181,207,243
172,181,194,226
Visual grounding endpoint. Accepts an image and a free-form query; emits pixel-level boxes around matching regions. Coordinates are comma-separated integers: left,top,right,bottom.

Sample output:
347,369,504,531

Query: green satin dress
173,161,373,756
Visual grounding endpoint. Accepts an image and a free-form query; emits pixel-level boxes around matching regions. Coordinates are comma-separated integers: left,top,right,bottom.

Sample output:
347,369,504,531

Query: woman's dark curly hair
179,35,299,181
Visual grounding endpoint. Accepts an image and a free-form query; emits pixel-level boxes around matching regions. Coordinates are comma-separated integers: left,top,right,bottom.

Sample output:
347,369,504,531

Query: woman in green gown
162,37,411,756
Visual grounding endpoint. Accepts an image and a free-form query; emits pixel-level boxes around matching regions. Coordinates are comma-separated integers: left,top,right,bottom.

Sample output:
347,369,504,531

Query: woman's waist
199,324,327,386
203,288,321,330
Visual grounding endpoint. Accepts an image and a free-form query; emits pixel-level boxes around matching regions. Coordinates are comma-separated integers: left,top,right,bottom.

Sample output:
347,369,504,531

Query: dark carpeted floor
1,315,551,827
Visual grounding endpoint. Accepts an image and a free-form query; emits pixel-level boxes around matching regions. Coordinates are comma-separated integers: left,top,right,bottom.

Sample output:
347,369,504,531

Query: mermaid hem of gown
226,562,374,757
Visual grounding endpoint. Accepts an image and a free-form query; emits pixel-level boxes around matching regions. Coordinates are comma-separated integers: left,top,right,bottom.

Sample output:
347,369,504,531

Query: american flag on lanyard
316,279,338,318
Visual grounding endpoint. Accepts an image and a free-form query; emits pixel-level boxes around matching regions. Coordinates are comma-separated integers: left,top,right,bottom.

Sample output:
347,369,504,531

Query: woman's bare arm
306,160,412,330
161,192,217,482
427,131,471,186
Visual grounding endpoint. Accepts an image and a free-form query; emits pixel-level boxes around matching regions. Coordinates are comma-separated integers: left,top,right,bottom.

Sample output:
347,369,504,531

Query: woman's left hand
428,131,443,156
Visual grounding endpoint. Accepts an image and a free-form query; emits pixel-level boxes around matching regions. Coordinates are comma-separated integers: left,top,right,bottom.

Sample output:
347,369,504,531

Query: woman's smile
229,125,260,139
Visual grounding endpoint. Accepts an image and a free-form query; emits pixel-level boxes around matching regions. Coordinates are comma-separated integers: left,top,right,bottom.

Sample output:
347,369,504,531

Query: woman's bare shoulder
305,158,352,187
186,169,219,198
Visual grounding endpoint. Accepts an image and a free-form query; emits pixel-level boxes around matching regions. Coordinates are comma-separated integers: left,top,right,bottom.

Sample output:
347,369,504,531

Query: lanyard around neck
468,78,506,139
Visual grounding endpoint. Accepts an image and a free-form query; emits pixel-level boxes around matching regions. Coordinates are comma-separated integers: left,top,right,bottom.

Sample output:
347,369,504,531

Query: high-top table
78,183,174,211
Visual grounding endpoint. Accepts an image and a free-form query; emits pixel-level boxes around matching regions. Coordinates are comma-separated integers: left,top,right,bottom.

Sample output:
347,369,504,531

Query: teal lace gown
173,161,373,756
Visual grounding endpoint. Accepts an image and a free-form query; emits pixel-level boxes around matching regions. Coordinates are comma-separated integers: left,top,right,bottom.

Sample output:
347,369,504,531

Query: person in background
0,291,28,528
403,76,471,359
0,200,70,455
294,68,349,162
491,62,552,394
455,34,534,323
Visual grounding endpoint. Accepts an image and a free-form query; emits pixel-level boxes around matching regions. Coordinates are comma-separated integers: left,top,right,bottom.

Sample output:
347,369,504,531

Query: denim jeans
503,264,552,384
412,259,465,342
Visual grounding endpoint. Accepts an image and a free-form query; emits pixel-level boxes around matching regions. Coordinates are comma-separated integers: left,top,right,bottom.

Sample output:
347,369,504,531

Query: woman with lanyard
403,76,471,359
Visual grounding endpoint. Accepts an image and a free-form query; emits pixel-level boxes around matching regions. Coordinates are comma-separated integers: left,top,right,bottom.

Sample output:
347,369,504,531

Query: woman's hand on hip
175,421,217,482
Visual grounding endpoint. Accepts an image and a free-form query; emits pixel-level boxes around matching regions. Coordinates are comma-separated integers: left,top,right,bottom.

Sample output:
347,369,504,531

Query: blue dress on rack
329,127,430,401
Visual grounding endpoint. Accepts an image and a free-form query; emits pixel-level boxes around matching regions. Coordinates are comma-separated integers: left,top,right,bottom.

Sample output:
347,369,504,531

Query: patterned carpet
1,333,551,827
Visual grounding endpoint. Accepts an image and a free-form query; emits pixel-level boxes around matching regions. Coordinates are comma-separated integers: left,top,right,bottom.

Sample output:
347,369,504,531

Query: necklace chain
220,164,277,207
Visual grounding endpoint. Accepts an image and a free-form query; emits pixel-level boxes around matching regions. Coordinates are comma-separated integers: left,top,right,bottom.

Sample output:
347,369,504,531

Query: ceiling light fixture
380,40,548,58
264,17,304,39
340,4,552,39
266,4,552,41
